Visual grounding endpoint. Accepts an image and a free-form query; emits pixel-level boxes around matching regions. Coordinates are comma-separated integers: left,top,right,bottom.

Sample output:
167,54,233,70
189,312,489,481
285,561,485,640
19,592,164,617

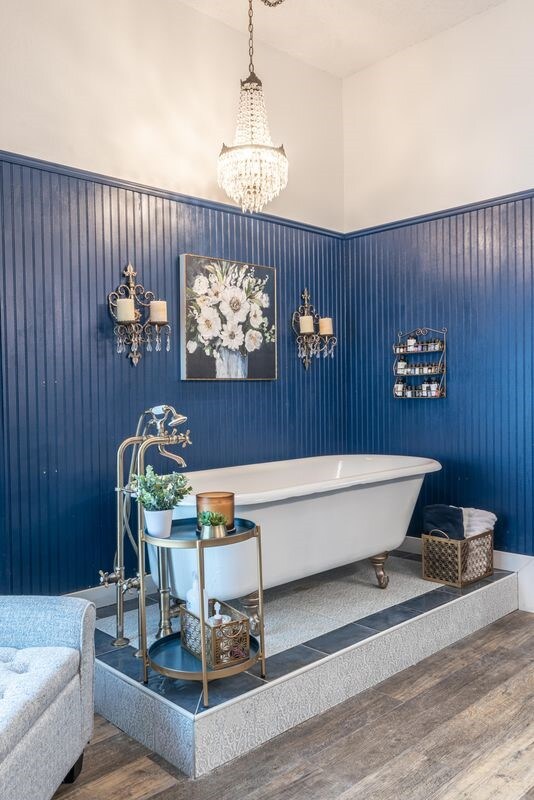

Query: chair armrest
0,596,95,651
0,596,96,743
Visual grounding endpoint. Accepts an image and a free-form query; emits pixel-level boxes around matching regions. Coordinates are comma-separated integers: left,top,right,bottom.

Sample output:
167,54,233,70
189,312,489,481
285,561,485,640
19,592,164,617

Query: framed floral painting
180,254,277,380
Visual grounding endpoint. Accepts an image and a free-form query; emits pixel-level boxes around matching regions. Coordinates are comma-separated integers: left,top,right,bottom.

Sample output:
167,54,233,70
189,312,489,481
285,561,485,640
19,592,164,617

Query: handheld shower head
169,411,187,427
145,405,187,434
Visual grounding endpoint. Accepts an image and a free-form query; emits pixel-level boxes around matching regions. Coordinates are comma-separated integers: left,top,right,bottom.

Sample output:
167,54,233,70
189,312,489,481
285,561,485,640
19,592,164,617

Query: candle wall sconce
291,288,337,370
107,263,171,366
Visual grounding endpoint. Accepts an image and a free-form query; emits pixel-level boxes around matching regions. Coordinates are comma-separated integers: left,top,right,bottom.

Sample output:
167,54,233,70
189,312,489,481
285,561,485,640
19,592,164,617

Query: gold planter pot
200,523,227,540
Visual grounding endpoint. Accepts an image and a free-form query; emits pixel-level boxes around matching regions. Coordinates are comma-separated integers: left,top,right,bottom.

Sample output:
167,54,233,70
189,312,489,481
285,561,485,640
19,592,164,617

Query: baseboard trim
400,536,534,613
68,575,157,608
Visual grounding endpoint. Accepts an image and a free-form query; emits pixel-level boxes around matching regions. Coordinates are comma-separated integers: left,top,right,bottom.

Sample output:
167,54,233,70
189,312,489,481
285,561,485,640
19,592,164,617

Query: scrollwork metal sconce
107,263,171,366
291,288,337,370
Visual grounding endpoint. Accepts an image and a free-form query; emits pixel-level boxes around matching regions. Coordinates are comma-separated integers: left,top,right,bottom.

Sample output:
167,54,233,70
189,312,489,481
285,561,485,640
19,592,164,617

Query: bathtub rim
177,454,442,508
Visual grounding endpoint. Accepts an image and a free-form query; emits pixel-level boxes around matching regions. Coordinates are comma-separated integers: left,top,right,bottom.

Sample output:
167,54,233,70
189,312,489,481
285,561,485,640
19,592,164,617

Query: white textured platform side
94,661,195,776
193,575,517,776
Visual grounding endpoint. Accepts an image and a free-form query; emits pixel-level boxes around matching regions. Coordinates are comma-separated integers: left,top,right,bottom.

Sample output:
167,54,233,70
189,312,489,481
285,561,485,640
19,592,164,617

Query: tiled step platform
94,553,517,777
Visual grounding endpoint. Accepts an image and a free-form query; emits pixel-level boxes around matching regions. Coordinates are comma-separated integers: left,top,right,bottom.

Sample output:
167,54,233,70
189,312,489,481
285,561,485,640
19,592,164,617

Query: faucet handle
181,429,192,448
99,569,119,588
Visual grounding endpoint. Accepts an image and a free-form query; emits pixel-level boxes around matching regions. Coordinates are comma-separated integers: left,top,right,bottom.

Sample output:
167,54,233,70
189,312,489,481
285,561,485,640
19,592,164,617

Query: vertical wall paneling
347,194,534,557
2,150,533,594
0,156,345,594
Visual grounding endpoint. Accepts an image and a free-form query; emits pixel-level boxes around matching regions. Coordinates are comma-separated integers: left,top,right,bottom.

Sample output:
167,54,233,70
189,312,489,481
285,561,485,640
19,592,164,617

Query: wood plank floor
54,610,534,800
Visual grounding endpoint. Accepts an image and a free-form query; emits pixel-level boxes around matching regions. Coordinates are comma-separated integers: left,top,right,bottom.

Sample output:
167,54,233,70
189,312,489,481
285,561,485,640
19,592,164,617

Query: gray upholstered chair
0,596,95,800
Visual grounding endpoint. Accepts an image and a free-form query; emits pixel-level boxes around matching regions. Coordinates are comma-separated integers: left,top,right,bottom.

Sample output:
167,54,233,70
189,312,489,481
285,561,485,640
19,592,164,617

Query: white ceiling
177,0,505,78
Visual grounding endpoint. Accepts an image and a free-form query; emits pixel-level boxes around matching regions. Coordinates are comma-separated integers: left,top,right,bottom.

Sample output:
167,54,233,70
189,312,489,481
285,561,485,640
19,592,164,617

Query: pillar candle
116,298,135,322
150,300,167,323
319,317,333,336
196,492,235,530
299,315,314,334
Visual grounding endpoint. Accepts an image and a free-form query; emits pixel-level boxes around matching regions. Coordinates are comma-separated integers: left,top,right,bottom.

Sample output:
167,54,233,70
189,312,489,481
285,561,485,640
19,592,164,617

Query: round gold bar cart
138,518,266,708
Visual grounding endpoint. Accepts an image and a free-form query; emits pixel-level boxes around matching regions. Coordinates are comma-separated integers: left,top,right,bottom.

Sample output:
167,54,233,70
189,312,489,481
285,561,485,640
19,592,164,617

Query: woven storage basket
422,529,494,588
180,599,250,670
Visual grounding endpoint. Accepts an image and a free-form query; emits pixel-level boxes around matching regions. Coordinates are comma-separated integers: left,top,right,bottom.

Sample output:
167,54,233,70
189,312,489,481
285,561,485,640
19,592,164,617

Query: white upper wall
1,0,533,233
0,0,344,231
343,0,534,231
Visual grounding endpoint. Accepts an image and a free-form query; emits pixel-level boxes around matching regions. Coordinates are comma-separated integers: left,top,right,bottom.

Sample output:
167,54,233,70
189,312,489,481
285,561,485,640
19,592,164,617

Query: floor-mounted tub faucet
98,404,191,648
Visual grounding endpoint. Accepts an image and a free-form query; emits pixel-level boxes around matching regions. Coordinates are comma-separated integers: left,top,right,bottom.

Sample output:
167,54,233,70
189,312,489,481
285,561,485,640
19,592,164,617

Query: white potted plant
133,465,192,538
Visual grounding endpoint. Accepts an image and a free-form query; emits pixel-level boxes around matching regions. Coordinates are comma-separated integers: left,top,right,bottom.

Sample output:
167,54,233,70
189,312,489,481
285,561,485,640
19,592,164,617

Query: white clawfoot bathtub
148,454,441,601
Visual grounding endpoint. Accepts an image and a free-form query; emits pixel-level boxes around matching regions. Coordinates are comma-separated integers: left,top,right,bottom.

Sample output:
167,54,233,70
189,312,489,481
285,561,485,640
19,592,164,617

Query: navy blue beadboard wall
2,150,533,595
347,193,534,556
0,154,348,595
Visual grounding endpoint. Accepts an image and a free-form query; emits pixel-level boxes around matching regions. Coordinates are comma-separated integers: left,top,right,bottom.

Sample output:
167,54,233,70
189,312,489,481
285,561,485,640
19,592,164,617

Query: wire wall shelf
392,327,447,399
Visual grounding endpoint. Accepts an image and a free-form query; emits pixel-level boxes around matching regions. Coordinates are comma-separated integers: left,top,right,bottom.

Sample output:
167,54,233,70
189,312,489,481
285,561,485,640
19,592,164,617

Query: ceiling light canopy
217,0,288,214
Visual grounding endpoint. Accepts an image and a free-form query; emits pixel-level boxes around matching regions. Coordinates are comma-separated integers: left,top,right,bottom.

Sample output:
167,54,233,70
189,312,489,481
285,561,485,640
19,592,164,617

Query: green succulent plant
197,510,227,527
132,465,192,511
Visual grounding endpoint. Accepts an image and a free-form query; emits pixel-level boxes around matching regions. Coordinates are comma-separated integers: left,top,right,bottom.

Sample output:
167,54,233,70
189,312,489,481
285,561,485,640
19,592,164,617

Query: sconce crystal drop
107,263,171,366
291,289,337,370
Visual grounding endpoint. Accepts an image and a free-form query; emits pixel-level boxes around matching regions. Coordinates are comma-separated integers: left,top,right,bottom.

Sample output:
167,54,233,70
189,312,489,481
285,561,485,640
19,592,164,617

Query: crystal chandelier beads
217,0,288,214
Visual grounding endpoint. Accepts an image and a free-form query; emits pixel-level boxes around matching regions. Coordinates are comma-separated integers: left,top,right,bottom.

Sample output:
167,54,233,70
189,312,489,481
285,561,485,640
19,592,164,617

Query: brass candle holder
291,288,337,370
107,263,171,366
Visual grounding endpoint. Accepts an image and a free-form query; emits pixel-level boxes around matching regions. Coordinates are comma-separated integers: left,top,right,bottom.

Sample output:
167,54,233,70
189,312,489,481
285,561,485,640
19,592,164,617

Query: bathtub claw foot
241,592,261,636
370,552,389,589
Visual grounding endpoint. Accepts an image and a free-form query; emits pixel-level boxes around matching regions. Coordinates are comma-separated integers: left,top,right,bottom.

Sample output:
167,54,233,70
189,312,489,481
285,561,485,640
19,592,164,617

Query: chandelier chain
248,0,254,74
218,0,288,213
248,0,286,74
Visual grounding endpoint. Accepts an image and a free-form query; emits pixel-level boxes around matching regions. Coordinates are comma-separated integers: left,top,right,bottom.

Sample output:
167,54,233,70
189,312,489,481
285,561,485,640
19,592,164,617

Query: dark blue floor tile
438,582,483,596
484,570,513,580
147,674,202,715
94,628,117,656
303,623,377,655
401,589,456,613
437,572,511,596
248,644,325,680
97,644,144,679
391,550,422,562
197,671,266,713
356,604,420,631
97,645,202,714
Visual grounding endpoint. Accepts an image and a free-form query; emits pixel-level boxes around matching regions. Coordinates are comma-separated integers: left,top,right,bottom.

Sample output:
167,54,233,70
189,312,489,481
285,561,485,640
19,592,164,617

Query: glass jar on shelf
394,377,406,397
397,356,407,374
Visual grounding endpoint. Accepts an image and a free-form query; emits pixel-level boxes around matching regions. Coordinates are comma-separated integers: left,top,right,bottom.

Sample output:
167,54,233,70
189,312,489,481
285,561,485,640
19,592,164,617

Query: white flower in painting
207,281,225,305
249,305,265,329
220,321,244,350
193,275,210,295
259,292,270,309
220,286,250,323
186,340,197,354
245,329,263,353
196,294,212,308
198,306,221,340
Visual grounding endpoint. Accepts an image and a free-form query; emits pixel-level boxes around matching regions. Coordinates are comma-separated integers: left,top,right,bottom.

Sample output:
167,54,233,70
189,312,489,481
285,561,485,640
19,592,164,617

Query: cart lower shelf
147,632,261,682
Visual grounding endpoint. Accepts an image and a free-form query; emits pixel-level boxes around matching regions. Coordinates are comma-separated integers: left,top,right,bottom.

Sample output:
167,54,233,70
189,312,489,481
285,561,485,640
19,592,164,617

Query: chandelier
217,0,288,214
